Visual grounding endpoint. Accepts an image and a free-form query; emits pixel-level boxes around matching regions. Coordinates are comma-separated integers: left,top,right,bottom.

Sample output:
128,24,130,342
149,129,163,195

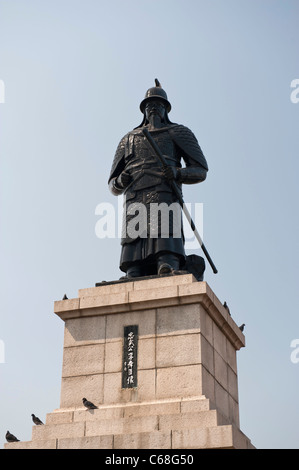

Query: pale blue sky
0,0,298,449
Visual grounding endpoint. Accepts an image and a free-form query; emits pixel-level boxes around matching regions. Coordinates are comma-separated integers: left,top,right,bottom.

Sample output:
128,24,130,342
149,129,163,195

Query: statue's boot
157,254,180,276
126,265,143,278
157,263,173,275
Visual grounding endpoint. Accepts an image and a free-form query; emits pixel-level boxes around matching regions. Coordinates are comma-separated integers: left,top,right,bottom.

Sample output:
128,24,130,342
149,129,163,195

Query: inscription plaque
122,325,138,388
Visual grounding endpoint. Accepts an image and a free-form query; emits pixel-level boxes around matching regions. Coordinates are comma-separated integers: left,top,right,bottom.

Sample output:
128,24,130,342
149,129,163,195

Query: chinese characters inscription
122,325,138,388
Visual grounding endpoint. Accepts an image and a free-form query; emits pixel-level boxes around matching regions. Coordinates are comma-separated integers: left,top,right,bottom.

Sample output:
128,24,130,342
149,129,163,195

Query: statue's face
145,100,166,121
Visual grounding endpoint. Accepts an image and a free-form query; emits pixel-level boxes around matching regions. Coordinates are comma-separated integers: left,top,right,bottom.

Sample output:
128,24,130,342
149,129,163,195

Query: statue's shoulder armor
168,124,209,171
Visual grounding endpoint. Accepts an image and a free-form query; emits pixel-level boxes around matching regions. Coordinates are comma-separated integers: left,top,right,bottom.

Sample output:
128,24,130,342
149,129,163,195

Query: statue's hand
116,171,131,189
162,166,179,181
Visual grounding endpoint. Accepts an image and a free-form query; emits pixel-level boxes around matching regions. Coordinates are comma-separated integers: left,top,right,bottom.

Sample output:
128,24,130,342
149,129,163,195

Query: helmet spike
155,78,161,87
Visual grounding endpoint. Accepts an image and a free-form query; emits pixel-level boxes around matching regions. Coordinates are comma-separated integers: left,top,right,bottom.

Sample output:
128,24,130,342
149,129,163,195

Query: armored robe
108,123,208,274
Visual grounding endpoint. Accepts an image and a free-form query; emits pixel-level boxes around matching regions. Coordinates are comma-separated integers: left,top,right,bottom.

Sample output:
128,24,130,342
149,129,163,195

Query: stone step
46,397,214,425
4,439,57,450
172,425,255,450
56,430,172,449
32,408,225,442
113,424,254,449
4,424,254,449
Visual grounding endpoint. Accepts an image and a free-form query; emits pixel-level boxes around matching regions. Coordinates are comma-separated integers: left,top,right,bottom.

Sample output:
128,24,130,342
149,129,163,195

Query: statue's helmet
140,79,171,113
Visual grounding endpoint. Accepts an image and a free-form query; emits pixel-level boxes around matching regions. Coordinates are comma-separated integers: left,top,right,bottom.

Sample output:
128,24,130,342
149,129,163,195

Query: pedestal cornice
54,275,245,350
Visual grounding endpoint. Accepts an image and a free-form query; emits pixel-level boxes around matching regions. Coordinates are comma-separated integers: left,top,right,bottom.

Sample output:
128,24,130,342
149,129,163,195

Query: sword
142,127,218,274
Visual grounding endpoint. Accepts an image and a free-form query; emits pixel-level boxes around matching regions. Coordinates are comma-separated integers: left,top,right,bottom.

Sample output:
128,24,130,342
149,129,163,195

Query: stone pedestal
5,274,254,449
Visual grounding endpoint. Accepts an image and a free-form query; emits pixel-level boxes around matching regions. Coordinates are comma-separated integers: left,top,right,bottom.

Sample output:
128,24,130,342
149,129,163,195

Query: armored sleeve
108,134,128,195
169,125,208,184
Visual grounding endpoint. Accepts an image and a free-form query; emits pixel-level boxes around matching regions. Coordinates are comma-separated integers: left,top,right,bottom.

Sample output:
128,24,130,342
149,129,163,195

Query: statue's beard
147,111,164,123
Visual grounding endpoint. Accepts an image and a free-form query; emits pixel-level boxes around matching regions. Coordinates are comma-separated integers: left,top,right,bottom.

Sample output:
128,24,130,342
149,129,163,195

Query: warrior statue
108,79,209,279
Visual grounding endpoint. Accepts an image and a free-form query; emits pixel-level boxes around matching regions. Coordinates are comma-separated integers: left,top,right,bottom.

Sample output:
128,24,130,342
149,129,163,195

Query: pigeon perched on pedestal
223,301,231,316
5,431,19,442
82,397,98,410
239,323,245,332
31,414,44,425
62,294,68,300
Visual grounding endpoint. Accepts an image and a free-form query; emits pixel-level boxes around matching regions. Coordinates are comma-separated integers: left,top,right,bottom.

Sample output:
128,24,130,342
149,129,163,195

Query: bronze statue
108,79,209,279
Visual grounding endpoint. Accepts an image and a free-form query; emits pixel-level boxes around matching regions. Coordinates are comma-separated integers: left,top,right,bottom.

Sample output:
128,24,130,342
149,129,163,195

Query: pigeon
223,301,231,316
31,414,44,425
62,294,68,300
5,431,19,443
82,397,98,410
239,323,245,332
